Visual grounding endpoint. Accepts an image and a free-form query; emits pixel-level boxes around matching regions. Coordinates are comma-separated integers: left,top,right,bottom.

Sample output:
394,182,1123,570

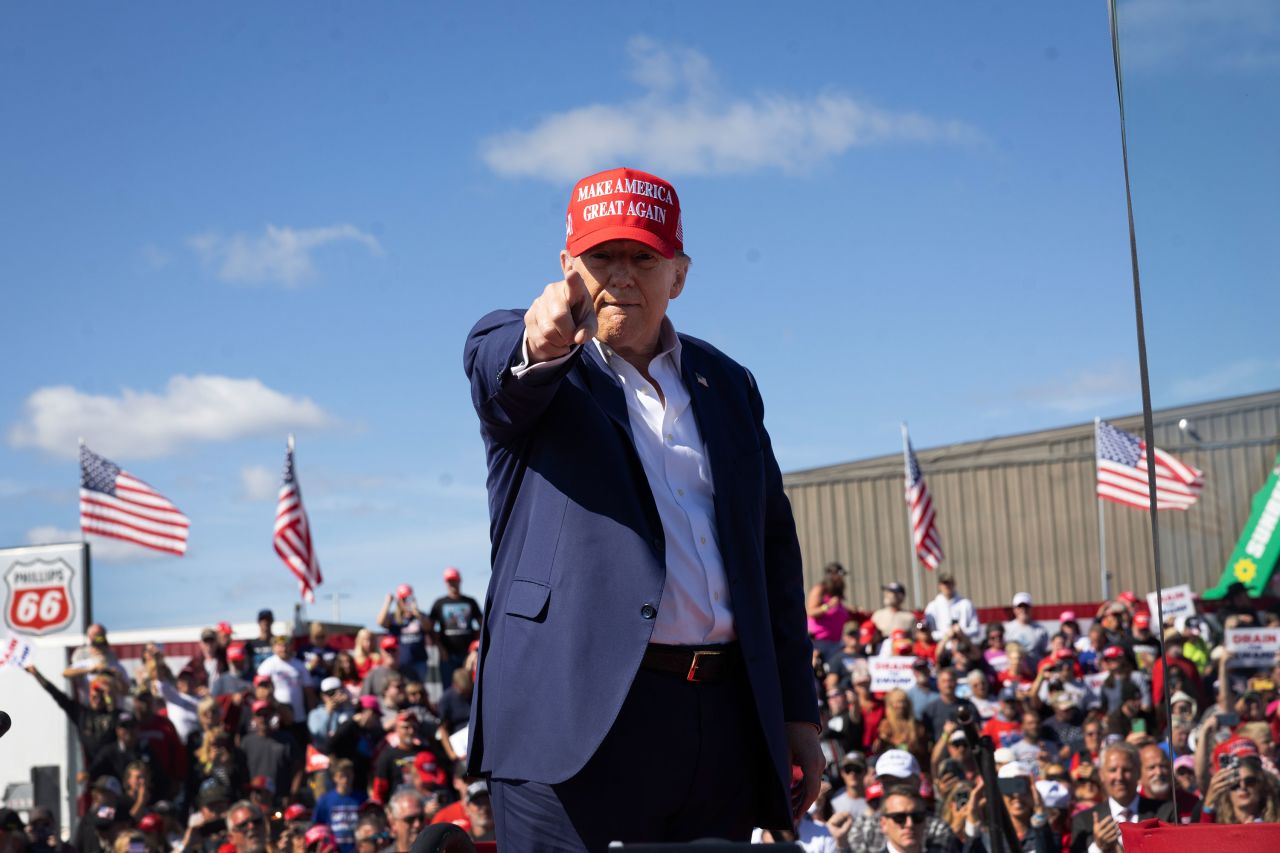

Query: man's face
310,626,326,645
396,718,416,745
464,793,492,832
560,239,687,360
884,589,902,608
384,680,405,707
390,802,424,846
939,581,954,598
937,671,956,699
273,639,289,659
228,806,268,853
1014,604,1031,622
879,794,922,853
445,579,461,596
1140,746,1171,798
1022,711,1040,738
1101,749,1138,804
404,684,425,706
258,617,272,636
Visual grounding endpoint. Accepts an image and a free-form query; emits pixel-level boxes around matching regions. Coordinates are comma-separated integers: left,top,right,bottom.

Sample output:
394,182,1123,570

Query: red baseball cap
304,825,337,853
227,643,247,662
248,775,275,793
414,752,447,787
1102,646,1125,660
305,745,331,773
1118,591,1138,604
379,635,399,651
443,566,461,582
251,699,272,714
565,167,683,259
891,629,908,641
283,804,310,823
1133,612,1151,629
253,674,272,687
138,813,163,832
396,583,413,599
216,621,233,636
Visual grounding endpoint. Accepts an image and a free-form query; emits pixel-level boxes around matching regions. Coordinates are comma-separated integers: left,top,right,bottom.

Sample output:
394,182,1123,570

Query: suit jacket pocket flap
505,578,551,620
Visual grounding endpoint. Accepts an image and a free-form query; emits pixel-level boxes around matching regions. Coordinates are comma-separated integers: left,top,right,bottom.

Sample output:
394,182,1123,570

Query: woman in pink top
807,561,852,658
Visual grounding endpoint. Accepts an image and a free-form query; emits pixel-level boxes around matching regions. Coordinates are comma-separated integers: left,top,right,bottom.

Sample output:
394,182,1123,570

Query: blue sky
2,1,1277,630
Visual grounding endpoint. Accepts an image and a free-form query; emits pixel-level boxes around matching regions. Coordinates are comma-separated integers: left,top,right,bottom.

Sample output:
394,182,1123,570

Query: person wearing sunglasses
956,766,1059,853
226,801,270,853
1199,755,1280,824
878,787,949,853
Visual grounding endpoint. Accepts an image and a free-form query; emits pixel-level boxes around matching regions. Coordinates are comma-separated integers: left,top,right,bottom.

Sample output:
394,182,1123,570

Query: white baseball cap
998,760,1033,779
320,676,342,693
1035,779,1071,810
1012,592,1033,608
874,749,920,779
993,747,1016,766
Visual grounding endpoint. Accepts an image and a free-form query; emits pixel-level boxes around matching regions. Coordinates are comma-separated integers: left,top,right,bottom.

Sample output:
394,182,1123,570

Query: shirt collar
1109,795,1140,817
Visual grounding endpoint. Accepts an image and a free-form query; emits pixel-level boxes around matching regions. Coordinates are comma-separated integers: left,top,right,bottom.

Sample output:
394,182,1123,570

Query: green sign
1205,453,1280,599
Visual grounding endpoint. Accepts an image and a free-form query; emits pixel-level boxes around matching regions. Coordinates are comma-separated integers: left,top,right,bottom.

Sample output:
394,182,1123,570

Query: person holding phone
1199,754,1280,823
958,765,1060,852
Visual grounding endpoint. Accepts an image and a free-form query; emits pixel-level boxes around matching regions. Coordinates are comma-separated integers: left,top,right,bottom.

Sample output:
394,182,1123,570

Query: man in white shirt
923,573,982,643
257,635,314,721
1068,742,1175,853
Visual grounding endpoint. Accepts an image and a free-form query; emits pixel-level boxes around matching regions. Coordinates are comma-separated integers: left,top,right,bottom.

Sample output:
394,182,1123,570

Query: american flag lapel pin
695,373,709,388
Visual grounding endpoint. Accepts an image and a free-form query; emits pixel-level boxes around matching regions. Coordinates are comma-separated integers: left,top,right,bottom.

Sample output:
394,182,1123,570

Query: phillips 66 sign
1,542,90,638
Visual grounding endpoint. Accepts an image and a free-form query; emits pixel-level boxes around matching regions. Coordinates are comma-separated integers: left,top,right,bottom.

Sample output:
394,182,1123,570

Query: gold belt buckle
687,650,722,682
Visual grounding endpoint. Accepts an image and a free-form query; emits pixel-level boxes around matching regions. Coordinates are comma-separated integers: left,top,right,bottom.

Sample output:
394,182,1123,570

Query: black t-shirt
437,687,474,735
429,595,482,657
241,731,295,798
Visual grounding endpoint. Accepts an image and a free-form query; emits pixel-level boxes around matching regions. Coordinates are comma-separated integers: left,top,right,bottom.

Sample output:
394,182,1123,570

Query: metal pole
1095,418,1111,601
902,423,925,612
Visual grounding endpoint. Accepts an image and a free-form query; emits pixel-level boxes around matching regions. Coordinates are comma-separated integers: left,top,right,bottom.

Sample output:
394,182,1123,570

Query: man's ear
669,256,689,300
560,250,574,277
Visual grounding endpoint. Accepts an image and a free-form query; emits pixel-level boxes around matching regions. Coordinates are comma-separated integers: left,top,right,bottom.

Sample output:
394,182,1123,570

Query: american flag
80,444,189,556
904,434,944,570
1095,420,1204,510
274,435,322,601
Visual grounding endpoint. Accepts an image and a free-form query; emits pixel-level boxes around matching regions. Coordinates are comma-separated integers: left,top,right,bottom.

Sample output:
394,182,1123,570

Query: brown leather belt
641,642,743,683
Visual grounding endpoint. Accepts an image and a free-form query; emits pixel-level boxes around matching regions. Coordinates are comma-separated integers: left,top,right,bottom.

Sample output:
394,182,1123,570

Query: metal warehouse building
782,389,1280,611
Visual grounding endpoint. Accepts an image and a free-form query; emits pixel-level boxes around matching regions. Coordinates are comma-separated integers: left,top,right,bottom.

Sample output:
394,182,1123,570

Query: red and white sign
0,635,33,669
3,558,77,636
1225,628,1280,669
869,656,917,693
1146,584,1196,620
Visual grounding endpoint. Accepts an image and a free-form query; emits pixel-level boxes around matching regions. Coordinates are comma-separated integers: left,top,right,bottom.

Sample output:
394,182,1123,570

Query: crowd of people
13,568,487,853
783,565,1280,851
8,560,1280,852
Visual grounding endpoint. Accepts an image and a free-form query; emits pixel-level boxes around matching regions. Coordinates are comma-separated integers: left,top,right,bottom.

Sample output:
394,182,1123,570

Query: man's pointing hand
525,268,597,363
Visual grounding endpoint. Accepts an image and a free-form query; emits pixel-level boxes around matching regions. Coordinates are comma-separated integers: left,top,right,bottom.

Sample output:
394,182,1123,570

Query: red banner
1121,819,1280,852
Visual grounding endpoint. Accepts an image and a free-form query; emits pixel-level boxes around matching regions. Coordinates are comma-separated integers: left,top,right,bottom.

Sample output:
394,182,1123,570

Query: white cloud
8,374,333,460
1121,0,1280,72
188,224,384,287
1170,358,1280,400
480,36,981,182
26,525,164,563
1013,363,1140,414
240,465,278,501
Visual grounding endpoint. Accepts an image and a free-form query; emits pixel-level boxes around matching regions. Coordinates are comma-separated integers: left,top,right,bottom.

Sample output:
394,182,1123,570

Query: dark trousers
490,664,770,852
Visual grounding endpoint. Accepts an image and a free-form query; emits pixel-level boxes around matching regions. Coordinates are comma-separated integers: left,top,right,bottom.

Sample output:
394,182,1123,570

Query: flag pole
902,423,924,612
1094,418,1110,601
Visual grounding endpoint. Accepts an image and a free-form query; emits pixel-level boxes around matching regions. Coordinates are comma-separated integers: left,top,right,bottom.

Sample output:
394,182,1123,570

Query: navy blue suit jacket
463,309,819,827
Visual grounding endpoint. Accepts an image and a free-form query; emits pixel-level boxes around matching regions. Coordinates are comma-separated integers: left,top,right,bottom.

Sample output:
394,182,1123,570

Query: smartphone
1131,718,1146,734
997,776,1031,797
199,817,227,837
1218,712,1240,727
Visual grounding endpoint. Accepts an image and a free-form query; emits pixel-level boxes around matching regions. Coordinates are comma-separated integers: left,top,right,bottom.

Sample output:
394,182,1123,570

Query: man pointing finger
464,167,821,850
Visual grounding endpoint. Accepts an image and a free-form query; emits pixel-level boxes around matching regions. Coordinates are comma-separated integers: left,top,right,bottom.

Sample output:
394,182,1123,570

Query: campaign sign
0,635,33,669
1225,628,1280,669
3,558,76,636
1146,584,1196,621
869,656,917,693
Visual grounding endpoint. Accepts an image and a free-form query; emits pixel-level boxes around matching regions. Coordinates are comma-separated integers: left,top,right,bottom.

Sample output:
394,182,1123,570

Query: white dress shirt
513,320,735,644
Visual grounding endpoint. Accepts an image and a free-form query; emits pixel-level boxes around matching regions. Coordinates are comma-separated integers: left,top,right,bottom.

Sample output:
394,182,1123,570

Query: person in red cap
377,585,431,684
427,567,482,690
464,167,821,846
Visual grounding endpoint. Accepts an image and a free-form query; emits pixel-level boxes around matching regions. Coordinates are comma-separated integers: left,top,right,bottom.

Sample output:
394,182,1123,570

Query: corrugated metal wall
782,390,1280,610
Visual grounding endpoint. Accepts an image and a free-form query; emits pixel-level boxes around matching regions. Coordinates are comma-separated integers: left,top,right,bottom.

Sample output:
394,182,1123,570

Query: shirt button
676,488,684,497
700,536,707,545
640,604,657,620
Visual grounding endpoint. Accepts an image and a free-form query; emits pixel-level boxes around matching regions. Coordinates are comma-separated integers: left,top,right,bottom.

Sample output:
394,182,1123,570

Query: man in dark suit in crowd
1069,742,1175,853
464,167,822,850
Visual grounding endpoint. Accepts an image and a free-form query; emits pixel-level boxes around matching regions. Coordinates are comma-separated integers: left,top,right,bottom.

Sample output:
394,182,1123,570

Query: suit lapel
578,342,636,447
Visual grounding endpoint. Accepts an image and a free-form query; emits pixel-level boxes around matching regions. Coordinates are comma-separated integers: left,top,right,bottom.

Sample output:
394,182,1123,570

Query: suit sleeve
463,309,586,443
747,368,820,728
